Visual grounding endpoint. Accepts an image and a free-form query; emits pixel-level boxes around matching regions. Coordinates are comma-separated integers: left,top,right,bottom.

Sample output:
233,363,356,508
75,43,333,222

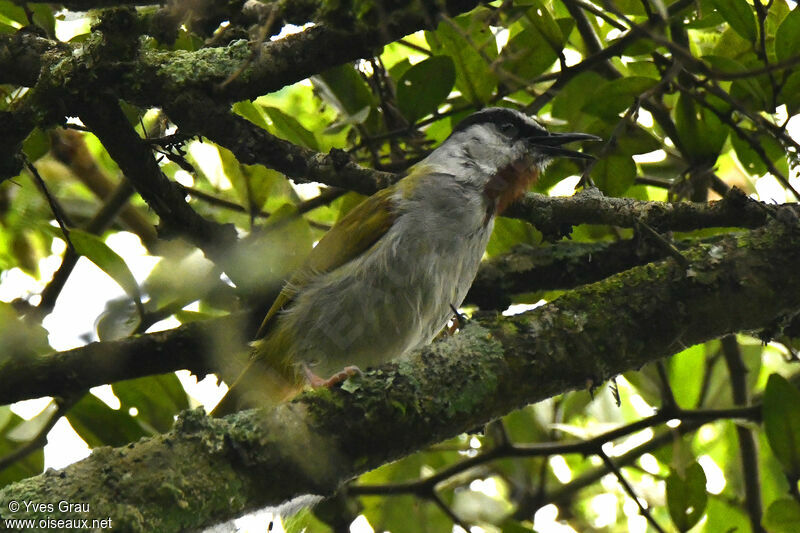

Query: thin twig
655,361,677,409
26,160,74,252
184,186,340,230
635,220,690,269
0,396,79,474
430,490,471,531
721,335,765,533
674,80,800,201
397,38,432,56
598,449,666,533
351,405,760,496
35,180,139,319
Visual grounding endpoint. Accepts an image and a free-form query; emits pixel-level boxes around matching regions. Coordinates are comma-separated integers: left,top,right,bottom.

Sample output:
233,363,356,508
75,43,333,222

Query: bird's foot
303,364,362,388
447,304,468,334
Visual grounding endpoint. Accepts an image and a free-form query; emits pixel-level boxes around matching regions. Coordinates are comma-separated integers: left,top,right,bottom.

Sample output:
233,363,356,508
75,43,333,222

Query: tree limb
2,220,800,531
506,187,779,239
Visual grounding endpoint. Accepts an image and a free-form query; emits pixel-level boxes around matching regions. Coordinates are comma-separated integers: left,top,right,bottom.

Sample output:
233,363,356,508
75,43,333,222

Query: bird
211,107,598,416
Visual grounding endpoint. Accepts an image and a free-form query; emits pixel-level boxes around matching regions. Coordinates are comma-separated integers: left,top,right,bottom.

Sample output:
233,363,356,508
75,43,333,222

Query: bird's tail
210,337,303,417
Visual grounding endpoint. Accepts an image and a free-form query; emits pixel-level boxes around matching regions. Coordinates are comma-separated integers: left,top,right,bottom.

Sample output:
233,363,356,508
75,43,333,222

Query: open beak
529,132,601,160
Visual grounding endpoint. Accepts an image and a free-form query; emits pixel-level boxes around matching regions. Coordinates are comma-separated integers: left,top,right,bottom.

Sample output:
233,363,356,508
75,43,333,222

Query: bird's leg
302,364,362,388
446,303,468,335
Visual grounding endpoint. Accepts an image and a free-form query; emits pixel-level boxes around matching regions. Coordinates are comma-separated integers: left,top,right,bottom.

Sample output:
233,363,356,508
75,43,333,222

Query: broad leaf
67,394,148,448
763,498,800,533
775,7,800,63
666,462,708,532
710,0,757,43
674,92,729,163
426,8,498,104
763,373,800,477
69,229,143,314
113,374,189,433
591,154,636,197
396,56,455,123
0,408,44,487
581,77,657,119
261,105,319,151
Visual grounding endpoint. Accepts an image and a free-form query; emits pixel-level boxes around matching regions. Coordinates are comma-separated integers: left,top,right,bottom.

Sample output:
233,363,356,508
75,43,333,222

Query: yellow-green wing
255,186,398,339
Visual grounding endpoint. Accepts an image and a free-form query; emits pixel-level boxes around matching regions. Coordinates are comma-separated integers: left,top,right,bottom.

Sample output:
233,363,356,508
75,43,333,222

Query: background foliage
1,0,800,531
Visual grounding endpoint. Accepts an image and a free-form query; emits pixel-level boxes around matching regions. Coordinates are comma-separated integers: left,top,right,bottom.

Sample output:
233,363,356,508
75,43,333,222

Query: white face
420,107,594,190
447,122,551,182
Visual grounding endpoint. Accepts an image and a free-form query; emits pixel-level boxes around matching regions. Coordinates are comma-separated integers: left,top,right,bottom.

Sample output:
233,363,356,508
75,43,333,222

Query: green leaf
763,373,800,477
388,57,412,80
67,393,148,447
763,498,800,533
529,2,565,46
775,7,800,63
730,128,787,176
218,145,289,212
232,100,270,130
426,9,498,104
113,374,189,433
705,496,750,533
499,3,564,82
283,508,331,533
710,0,757,42
674,92,729,163
6,402,57,442
68,229,143,314
501,26,558,81
22,128,50,162
704,55,767,105
30,4,54,37
668,344,705,409
779,71,800,114
452,489,512,525
486,217,540,257
396,56,455,123
591,154,636,197
666,462,708,532
712,26,753,61
0,408,44,487
581,77,657,119
261,105,319,151
551,71,606,125
0,302,50,360
0,0,27,26
361,450,455,532
312,64,377,129
585,119,659,156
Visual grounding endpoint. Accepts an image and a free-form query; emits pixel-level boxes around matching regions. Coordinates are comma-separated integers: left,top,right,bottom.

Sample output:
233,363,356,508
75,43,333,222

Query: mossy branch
2,221,800,531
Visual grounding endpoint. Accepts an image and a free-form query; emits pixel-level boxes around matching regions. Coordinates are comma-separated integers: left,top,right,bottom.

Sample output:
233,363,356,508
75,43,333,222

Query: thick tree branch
0,187,790,405
0,313,250,406
0,1,487,181
124,1,485,105
78,98,239,258
466,238,668,310
0,32,65,86
2,220,800,531
506,187,779,239
165,94,396,195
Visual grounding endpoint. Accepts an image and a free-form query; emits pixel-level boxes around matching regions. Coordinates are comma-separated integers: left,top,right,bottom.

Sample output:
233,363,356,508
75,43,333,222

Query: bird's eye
499,122,517,136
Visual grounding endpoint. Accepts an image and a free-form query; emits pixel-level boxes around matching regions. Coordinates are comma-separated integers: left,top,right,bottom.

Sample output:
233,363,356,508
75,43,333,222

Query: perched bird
212,107,597,416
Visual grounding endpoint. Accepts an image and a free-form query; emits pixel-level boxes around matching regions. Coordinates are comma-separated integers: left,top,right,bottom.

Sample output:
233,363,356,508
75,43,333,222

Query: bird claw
303,364,362,388
446,303,468,334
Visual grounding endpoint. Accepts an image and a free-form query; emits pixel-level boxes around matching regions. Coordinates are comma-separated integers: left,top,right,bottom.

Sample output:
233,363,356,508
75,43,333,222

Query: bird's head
436,107,599,213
